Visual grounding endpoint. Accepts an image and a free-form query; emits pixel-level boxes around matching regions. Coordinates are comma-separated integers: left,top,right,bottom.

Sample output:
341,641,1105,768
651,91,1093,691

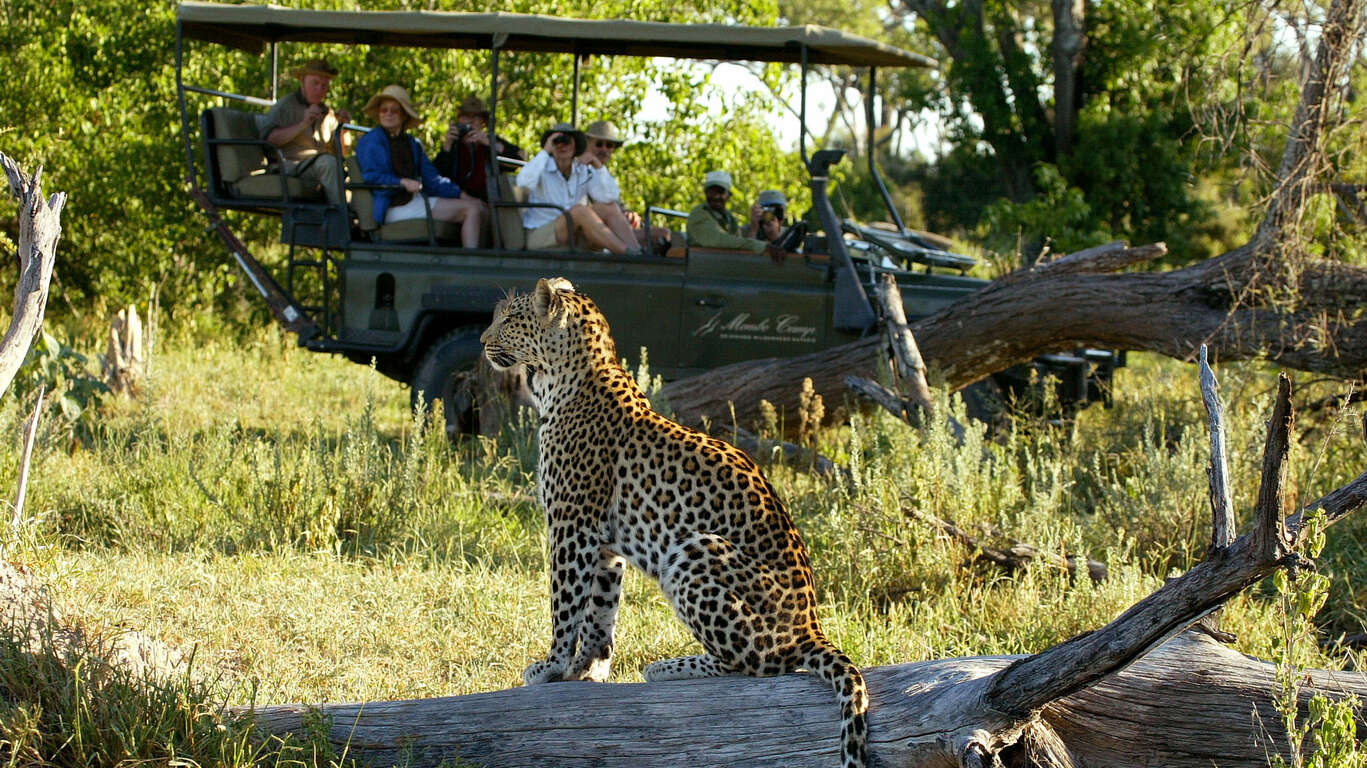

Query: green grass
1,323,1364,765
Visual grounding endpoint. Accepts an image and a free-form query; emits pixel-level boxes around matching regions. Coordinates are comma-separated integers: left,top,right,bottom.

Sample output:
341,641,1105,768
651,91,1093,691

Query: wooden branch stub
906,506,1106,583
1252,374,1295,560
876,273,935,416
846,375,913,422
1199,345,1235,552
0,152,64,401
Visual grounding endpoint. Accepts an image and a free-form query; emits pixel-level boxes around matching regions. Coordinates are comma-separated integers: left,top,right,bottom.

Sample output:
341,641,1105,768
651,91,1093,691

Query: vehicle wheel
410,326,485,440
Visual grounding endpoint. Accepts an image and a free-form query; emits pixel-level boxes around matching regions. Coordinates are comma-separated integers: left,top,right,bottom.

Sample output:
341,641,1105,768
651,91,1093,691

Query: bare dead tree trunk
0,153,64,400
247,367,1367,768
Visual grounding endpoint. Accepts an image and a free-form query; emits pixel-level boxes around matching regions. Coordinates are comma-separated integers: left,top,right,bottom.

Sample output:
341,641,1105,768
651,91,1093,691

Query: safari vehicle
175,2,1120,433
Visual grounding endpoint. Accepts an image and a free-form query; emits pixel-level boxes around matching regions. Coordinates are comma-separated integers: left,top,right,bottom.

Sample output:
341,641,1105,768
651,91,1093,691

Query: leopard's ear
532,277,574,327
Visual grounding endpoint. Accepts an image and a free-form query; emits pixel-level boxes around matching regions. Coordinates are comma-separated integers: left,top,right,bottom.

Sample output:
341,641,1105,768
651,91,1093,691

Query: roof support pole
799,44,810,171
176,22,197,189
488,39,506,250
270,42,279,101
572,52,581,126
866,67,906,234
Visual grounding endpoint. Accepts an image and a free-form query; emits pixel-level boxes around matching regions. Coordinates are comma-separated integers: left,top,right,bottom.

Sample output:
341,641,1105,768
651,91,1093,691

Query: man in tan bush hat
261,58,352,204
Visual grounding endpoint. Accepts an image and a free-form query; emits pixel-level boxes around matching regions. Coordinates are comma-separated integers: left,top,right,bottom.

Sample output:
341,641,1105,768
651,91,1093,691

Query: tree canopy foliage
782,0,1366,265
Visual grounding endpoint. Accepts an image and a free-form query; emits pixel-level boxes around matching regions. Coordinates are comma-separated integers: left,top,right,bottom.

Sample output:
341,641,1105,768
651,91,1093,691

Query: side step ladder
188,184,322,341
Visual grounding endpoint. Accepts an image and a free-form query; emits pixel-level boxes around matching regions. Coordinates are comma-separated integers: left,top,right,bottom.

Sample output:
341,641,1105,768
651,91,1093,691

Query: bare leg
592,202,638,249
431,196,487,248
567,204,629,255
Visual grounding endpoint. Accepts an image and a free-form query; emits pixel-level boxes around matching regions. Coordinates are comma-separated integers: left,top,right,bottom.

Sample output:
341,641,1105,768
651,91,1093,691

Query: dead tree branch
0,152,64,400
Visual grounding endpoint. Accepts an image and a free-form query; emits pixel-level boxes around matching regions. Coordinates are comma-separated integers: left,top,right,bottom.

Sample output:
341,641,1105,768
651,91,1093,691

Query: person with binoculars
433,96,524,202
516,122,642,256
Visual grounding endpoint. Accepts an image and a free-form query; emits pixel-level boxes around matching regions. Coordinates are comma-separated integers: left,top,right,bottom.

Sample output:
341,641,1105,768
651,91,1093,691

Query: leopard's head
482,277,611,373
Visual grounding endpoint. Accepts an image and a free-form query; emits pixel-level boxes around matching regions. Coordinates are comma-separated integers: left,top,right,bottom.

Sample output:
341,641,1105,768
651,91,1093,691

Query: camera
454,121,473,138
551,133,573,146
761,203,785,222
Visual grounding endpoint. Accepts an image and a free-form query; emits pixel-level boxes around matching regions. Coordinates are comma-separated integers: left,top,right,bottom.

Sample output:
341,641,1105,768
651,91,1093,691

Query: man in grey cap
745,189,788,243
686,170,784,262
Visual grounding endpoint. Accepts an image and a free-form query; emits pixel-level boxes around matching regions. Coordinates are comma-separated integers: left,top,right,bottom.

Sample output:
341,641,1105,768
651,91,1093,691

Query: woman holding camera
515,122,640,255
356,85,487,248
433,95,524,202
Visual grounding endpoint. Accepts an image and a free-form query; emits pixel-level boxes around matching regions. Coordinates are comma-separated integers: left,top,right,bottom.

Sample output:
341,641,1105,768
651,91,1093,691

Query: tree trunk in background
1051,0,1085,157
660,241,1367,433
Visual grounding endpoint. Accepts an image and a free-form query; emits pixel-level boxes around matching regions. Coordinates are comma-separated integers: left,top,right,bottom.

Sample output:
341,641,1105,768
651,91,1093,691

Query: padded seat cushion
209,108,267,183
231,173,322,200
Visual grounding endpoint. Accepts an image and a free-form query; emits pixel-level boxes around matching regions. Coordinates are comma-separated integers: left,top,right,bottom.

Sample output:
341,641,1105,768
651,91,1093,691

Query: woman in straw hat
355,84,487,248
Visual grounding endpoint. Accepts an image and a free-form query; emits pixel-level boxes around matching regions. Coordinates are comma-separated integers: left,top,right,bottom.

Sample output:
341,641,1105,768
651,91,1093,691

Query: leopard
480,277,869,768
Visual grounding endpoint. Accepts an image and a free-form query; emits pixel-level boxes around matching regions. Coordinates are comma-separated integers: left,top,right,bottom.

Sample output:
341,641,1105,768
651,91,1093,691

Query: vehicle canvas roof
176,1,935,69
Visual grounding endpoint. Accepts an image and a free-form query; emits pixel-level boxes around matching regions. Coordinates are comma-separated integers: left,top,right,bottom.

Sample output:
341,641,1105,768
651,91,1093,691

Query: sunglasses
551,134,574,146
594,140,621,149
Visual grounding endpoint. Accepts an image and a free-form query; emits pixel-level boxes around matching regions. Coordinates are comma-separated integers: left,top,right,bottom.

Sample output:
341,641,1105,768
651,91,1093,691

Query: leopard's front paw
522,659,566,685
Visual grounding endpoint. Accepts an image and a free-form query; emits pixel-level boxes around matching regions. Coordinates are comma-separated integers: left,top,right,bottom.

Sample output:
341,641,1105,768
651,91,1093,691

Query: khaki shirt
686,203,766,254
260,89,340,163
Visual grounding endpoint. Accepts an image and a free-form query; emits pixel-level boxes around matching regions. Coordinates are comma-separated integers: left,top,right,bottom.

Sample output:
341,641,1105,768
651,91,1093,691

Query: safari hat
756,189,787,207
457,95,490,118
291,58,339,81
585,120,623,148
362,84,423,130
540,122,587,154
703,170,733,192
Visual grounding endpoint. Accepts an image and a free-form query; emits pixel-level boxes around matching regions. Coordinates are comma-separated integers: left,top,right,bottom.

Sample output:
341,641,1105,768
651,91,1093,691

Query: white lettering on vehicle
693,312,817,343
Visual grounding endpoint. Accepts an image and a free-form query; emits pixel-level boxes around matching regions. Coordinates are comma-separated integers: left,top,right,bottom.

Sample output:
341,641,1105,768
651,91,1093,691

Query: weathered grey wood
984,415,1361,722
12,384,45,533
875,274,934,415
905,506,1106,583
247,633,1363,768
1199,345,1234,552
0,152,64,400
845,374,910,420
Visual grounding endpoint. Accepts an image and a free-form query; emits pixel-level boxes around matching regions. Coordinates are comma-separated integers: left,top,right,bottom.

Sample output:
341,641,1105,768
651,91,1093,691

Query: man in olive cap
686,170,784,262
261,58,352,205
433,95,524,201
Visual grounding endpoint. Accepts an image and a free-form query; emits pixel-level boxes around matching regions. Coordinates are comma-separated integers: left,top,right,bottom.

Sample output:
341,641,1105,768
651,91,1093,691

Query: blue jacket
355,127,463,224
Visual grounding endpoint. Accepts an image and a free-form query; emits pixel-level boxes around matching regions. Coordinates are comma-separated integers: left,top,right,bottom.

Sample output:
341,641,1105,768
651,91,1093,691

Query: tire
410,326,485,439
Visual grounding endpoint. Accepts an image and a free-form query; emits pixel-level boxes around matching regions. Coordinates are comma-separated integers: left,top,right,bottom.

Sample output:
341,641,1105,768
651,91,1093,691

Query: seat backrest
492,172,526,250
206,108,266,184
344,156,378,232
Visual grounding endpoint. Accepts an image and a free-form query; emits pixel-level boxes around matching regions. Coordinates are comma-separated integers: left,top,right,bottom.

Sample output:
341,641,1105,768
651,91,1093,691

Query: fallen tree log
247,632,1362,768
659,0,1367,432
248,363,1367,767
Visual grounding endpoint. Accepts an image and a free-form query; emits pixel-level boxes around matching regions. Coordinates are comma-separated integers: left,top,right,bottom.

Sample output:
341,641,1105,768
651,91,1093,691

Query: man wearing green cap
261,58,352,205
687,170,784,262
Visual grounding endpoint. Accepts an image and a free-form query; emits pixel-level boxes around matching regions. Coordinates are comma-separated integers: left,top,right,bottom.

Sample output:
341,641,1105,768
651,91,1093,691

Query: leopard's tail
804,638,868,768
